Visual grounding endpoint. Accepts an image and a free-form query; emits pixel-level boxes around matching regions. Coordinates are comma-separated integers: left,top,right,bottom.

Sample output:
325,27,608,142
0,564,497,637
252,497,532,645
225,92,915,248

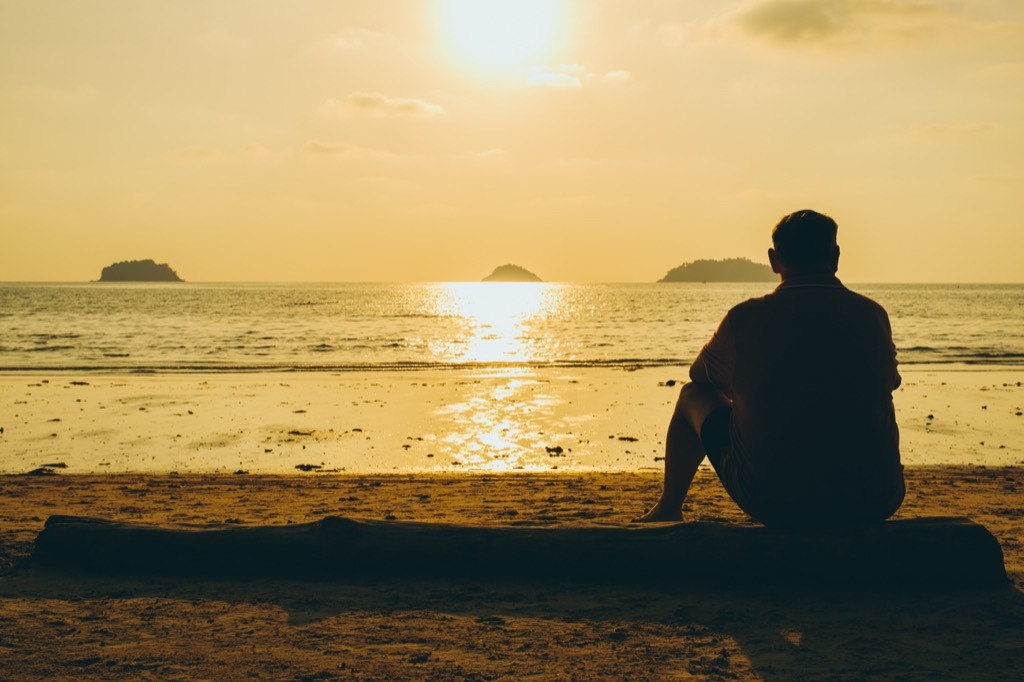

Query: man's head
768,209,840,277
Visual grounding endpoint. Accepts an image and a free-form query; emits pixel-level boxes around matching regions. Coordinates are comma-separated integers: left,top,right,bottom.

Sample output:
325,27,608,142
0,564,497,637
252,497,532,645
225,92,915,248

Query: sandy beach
1,368,1023,680
0,467,1022,680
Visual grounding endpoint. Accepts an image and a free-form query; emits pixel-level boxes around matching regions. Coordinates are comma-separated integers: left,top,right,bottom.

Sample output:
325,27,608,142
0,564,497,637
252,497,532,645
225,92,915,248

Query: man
637,210,904,526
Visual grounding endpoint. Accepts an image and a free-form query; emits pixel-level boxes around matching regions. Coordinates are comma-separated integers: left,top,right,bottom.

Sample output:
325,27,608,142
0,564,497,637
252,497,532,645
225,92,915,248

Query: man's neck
777,272,842,288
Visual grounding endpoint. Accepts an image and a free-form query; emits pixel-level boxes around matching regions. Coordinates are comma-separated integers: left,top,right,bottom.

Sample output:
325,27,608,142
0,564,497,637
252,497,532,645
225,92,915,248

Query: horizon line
3,279,1024,286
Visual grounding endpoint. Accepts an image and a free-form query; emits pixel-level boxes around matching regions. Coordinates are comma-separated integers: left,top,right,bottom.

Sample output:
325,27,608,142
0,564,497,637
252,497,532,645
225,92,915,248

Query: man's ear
768,248,782,274
831,245,841,272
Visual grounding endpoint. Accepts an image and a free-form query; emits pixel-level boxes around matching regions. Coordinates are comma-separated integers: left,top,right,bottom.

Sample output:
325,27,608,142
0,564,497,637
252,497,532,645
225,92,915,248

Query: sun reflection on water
429,282,562,365
426,283,570,471
436,369,565,472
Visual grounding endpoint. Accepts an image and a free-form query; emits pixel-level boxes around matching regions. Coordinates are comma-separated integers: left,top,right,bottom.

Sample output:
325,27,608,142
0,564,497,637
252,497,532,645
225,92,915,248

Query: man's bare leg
633,382,730,522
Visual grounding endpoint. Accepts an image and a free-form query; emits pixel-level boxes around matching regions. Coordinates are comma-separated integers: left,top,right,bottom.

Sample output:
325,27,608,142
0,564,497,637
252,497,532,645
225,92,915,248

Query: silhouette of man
637,210,904,526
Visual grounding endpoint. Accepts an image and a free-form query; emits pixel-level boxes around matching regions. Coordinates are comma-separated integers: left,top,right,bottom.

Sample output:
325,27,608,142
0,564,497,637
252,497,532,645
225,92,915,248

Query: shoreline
3,361,1023,372
2,366,1022,474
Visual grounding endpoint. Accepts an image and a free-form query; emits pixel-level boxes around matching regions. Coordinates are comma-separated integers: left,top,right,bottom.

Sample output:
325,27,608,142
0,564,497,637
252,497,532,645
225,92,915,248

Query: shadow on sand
2,564,1023,680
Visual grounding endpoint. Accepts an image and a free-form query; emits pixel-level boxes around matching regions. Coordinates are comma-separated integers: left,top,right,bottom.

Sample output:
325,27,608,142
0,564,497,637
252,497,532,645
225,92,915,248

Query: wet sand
2,367,1022,474
1,467,1022,680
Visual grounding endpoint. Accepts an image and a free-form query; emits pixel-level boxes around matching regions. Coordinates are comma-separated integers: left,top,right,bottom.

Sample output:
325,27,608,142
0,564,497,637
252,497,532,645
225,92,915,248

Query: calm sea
1,282,1022,372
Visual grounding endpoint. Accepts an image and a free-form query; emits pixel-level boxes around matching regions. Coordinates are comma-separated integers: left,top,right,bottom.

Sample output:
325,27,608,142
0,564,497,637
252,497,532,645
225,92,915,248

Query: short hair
771,209,838,271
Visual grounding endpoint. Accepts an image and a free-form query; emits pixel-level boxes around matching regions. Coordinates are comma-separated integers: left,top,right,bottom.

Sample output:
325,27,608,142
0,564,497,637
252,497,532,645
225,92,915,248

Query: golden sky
2,0,1022,282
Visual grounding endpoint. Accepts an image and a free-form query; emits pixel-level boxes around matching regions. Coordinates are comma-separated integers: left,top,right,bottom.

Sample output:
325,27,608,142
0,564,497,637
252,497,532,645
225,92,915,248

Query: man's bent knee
675,382,731,434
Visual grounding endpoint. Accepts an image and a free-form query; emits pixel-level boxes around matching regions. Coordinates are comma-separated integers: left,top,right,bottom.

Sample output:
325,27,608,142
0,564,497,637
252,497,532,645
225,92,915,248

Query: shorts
699,406,733,466
699,406,767,523
699,406,905,527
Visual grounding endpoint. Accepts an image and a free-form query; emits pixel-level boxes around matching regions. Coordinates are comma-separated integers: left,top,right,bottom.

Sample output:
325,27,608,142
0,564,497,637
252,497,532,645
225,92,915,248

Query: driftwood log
31,515,1008,585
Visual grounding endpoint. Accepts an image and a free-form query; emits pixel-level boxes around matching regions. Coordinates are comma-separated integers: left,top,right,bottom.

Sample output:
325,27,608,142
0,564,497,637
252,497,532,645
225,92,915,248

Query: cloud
603,70,632,83
730,0,959,48
459,149,508,161
646,21,704,49
527,72,582,88
324,27,389,50
301,141,393,161
314,99,347,118
318,92,446,118
524,65,630,89
526,66,583,89
300,28,393,60
243,143,273,158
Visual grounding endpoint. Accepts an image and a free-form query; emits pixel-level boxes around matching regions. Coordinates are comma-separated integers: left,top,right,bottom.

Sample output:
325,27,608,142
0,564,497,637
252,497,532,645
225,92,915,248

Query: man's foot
631,503,683,523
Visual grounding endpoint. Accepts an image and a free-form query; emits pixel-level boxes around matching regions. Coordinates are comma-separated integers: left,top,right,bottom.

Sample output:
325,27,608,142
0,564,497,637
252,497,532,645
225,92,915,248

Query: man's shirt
690,274,903,516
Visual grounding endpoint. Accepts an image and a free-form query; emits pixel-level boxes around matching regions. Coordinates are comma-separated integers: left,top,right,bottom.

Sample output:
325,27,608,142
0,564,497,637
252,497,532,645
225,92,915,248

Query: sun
438,0,567,72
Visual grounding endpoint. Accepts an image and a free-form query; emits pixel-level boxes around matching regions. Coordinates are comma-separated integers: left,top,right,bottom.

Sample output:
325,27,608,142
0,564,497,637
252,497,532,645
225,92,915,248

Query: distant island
658,258,775,283
99,259,183,282
482,264,543,282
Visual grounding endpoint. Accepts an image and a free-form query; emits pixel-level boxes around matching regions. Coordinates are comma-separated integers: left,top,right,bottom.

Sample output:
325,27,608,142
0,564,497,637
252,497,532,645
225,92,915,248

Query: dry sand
1,467,1023,681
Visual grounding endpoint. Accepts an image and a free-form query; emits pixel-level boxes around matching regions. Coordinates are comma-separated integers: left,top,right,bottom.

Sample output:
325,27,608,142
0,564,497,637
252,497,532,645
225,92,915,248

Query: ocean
1,282,1022,372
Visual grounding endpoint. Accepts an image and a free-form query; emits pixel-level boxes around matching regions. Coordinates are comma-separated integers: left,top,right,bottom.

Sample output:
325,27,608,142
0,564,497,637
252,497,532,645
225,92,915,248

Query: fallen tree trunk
31,515,1008,585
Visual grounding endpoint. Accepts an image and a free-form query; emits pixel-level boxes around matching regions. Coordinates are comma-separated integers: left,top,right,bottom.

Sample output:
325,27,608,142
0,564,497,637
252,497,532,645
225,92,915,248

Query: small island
658,258,775,283
99,259,183,282
482,264,543,282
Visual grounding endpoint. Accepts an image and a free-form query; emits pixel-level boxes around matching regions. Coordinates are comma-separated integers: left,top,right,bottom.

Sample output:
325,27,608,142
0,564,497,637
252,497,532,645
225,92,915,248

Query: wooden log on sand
31,515,1008,585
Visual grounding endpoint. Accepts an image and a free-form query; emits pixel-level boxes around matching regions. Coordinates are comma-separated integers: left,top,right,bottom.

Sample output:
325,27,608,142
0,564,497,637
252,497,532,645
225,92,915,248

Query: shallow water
2,282,1022,372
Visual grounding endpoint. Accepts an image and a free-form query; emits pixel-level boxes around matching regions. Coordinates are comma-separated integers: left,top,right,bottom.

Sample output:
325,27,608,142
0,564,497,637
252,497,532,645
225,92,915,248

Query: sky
1,0,1022,283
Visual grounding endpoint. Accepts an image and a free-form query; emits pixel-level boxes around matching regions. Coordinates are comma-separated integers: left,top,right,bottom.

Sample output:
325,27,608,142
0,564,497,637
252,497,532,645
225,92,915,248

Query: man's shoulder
728,281,891,320
727,286,792,313
720,292,775,326
726,294,769,316
831,285,892,318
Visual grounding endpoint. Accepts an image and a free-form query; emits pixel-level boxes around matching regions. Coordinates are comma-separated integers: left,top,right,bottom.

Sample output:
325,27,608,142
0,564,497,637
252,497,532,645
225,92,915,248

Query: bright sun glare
433,282,552,364
439,0,565,71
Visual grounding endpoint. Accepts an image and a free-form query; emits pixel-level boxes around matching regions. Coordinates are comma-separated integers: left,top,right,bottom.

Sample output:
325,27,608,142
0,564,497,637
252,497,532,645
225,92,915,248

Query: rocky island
482,264,543,282
99,259,183,282
658,257,775,283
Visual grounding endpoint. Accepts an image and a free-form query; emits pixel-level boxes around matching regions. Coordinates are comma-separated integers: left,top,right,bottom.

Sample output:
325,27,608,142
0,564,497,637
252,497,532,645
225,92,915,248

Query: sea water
2,282,1023,473
2,282,1022,372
